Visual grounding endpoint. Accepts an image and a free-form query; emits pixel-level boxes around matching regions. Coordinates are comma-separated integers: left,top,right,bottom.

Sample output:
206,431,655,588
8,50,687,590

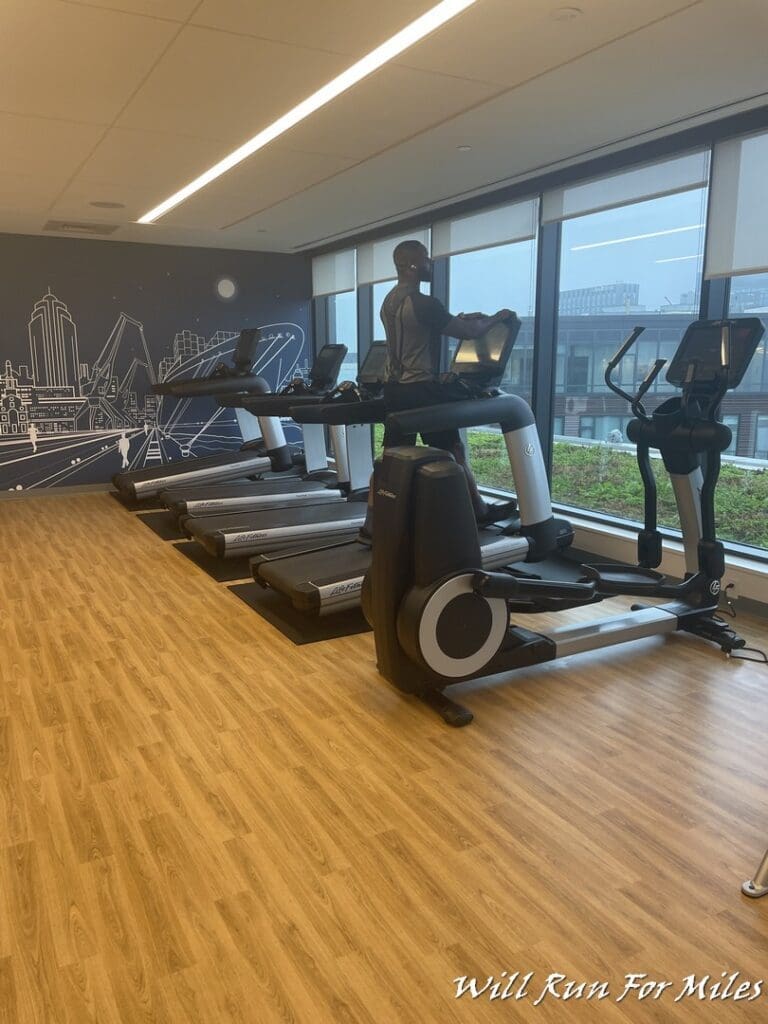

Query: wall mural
0,234,311,491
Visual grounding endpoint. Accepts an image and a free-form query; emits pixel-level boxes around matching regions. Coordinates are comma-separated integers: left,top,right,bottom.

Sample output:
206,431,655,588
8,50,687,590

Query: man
379,238,516,524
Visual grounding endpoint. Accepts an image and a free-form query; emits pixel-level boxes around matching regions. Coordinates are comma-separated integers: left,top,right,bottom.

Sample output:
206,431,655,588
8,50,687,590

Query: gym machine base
159,345,386,523
253,318,542,614
743,849,768,898
112,329,309,501
362,318,764,726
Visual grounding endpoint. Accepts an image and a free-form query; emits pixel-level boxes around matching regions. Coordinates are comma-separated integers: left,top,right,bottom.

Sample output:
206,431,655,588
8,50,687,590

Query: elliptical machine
363,318,764,726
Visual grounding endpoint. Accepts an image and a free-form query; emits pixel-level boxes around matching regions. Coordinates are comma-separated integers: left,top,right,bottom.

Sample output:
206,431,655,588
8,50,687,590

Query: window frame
309,103,768,561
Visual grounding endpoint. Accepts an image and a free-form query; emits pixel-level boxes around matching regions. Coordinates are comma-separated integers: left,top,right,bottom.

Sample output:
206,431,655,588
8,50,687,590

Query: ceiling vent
43,219,120,236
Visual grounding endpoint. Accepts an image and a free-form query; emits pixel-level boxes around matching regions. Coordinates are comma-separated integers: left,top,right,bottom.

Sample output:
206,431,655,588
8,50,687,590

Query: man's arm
444,309,514,340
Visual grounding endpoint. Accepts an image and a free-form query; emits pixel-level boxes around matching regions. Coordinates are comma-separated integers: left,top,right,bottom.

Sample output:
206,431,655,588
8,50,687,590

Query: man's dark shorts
382,380,467,451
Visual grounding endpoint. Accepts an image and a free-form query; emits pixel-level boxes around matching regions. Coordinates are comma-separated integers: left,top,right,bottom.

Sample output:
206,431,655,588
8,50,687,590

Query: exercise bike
363,317,764,726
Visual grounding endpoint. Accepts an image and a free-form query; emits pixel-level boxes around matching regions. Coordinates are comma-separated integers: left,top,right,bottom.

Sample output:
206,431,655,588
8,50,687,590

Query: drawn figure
28,424,38,453
118,431,131,468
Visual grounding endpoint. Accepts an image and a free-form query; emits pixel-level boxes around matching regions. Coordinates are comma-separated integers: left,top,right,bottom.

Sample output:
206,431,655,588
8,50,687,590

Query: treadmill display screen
666,318,764,389
453,323,509,376
358,342,388,385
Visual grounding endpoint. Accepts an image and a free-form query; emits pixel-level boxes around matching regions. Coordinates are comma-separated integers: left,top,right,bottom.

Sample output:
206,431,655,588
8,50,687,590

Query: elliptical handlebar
604,326,644,407
604,326,670,423
632,358,667,420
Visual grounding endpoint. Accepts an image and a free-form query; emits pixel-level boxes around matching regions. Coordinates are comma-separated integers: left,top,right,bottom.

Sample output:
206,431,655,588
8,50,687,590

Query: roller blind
542,150,710,224
432,198,538,258
357,228,430,285
312,248,356,296
705,129,768,279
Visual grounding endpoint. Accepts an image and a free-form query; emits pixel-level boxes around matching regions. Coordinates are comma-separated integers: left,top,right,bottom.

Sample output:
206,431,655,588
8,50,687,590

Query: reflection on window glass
328,290,358,381
449,240,538,491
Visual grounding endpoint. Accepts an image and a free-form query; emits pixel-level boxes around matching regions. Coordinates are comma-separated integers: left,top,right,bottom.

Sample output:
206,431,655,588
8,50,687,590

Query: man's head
393,240,432,284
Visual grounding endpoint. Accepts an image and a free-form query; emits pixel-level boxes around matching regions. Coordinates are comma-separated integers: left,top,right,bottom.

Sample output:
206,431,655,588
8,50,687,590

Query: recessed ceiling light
551,5,582,20
137,0,480,224
457,145,472,152
89,200,126,209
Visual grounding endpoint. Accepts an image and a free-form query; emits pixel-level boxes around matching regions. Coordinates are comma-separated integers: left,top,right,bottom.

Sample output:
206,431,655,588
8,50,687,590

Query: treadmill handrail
156,373,270,398
290,397,386,426
386,392,536,434
229,393,327,416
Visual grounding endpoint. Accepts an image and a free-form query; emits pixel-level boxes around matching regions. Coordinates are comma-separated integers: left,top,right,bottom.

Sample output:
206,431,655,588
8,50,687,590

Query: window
312,248,358,379
551,185,708,524
328,290,358,381
722,414,739,457
372,280,395,341
449,239,538,492
449,240,536,403
579,416,632,442
717,271,768,550
756,415,768,460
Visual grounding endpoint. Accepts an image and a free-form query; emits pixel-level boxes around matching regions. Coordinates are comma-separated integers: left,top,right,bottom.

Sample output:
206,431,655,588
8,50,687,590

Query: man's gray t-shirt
380,284,452,384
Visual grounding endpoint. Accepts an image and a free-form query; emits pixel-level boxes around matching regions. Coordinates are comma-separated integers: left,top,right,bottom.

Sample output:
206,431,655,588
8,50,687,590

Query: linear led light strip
137,0,480,224
655,253,703,263
571,224,705,252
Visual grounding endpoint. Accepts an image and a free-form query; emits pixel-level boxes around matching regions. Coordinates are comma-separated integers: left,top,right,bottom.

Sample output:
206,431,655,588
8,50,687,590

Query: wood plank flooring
1,491,767,1023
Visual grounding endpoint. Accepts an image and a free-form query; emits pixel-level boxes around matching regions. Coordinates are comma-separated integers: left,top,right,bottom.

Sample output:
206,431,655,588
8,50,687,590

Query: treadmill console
450,314,521,388
357,342,388,388
232,328,262,372
309,344,348,391
666,317,764,390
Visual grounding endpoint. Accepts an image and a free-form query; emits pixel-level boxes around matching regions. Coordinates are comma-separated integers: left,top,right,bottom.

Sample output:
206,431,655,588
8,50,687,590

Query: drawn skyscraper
28,290,80,389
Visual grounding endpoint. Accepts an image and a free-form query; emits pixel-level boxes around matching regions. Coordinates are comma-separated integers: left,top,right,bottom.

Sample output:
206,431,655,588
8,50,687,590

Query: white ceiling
0,0,766,252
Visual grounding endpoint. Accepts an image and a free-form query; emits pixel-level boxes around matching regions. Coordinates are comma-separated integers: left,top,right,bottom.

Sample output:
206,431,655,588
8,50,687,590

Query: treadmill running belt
185,503,365,557
255,529,531,614
115,449,271,499
228,583,371,644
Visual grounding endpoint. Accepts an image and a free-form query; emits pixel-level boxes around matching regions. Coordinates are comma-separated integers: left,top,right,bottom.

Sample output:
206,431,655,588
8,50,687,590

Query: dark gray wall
0,233,311,490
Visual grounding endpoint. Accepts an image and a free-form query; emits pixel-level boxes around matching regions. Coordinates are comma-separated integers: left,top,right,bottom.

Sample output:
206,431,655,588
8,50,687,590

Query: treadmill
163,343,387,524
113,335,345,501
180,350,387,558
254,317,574,615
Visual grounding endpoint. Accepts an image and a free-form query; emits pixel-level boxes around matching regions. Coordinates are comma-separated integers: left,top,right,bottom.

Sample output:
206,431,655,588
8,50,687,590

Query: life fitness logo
524,443,536,457
709,580,721,596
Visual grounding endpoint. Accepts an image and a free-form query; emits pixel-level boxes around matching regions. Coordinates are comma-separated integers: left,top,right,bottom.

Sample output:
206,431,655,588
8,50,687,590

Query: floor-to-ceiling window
439,199,539,491
702,128,768,550
546,152,711,529
312,248,357,379
719,271,768,549
327,290,358,381
448,239,537,491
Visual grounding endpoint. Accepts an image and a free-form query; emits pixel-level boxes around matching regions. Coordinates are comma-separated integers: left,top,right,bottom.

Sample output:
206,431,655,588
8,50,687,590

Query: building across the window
555,312,768,459
559,283,642,316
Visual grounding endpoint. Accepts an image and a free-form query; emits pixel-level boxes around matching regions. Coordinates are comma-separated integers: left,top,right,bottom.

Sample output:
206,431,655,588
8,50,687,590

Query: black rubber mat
109,490,164,511
173,541,252,582
136,511,187,541
228,582,371,645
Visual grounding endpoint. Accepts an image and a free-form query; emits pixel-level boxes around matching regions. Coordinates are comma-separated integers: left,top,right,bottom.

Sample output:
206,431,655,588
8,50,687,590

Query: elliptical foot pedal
420,688,473,727
585,563,665,596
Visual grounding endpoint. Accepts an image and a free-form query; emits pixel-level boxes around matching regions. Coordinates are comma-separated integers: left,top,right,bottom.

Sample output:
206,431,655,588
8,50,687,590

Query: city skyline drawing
0,287,307,491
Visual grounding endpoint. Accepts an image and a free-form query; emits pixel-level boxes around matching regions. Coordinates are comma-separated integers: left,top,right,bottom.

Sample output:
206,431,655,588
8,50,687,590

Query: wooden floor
1,491,767,1023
